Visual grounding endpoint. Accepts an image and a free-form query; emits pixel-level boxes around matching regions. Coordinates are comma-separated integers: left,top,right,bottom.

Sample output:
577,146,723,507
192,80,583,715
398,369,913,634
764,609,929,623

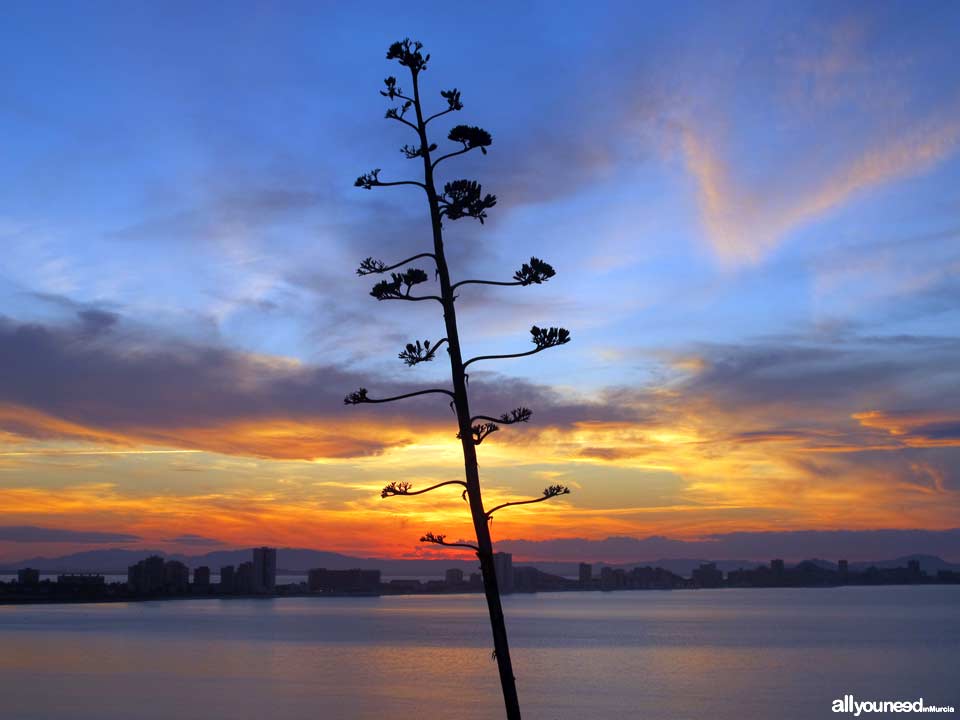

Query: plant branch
463,346,547,369
420,532,479,552
425,88,463,125
458,422,499,445
379,294,443,303
425,107,455,125
381,479,467,499
344,387,454,405
485,485,571,518
452,279,523,291
463,325,572,367
378,179,426,189
431,145,477,169
388,114,419,132
470,408,532,425
369,268,441,303
357,253,437,276
451,257,556,291
355,168,426,191
399,338,449,366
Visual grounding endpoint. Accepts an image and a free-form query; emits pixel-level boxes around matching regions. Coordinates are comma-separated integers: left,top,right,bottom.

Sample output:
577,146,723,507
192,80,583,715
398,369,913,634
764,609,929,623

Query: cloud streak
0,526,141,543
682,114,960,264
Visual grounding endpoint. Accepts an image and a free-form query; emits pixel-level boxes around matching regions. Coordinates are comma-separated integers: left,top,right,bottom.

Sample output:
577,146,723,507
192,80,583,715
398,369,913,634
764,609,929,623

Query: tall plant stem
411,67,522,720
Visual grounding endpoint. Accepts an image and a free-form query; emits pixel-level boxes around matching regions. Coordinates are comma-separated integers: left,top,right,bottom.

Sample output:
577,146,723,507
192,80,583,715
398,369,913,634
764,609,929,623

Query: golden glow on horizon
1,392,957,561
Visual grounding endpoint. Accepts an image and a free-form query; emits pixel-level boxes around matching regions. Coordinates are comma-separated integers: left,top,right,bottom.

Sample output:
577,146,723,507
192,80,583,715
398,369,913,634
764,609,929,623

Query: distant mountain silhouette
3,548,958,577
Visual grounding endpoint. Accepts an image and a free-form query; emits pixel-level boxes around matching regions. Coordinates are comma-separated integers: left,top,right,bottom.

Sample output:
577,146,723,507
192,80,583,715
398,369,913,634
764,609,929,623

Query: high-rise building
445,568,464,586
193,566,211,588
600,566,629,591
164,561,190,593
691,562,723,588
771,558,785,575
235,561,255,594
17,568,40,585
220,565,236,594
252,547,277,594
578,562,592,587
493,552,513,594
128,555,166,594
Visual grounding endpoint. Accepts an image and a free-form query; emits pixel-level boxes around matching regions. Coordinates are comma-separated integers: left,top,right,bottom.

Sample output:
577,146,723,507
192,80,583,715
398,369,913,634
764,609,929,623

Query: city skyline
2,2,959,562
6,544,958,607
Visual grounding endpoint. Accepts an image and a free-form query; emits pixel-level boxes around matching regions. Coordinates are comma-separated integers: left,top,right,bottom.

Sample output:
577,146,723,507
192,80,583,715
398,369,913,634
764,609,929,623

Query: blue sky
1,1,958,560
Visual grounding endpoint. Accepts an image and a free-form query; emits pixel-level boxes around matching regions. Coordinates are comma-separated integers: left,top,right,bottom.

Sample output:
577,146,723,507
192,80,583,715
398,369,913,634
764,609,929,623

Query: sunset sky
1,1,958,563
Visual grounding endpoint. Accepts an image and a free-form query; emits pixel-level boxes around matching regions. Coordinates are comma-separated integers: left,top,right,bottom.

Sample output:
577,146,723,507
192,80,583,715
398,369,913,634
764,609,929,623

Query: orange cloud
0,403,448,460
2,329,958,557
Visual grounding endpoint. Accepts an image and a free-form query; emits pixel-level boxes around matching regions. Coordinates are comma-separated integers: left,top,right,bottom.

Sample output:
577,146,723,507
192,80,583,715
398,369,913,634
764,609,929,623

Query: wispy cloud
166,533,225,546
681,114,960,264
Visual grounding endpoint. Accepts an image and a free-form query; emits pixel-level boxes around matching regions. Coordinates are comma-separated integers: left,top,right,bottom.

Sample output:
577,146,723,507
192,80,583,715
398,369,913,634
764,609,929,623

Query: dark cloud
0,526,141,543
682,334,960,417
77,309,119,337
915,421,960,441
0,313,625,458
1,305,957,467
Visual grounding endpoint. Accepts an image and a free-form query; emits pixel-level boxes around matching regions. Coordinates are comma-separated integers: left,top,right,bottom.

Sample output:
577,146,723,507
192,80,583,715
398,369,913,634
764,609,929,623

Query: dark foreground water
1,586,957,720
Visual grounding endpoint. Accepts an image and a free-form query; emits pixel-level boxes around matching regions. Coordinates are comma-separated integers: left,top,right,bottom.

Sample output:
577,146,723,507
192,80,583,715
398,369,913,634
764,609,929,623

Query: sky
1,1,958,563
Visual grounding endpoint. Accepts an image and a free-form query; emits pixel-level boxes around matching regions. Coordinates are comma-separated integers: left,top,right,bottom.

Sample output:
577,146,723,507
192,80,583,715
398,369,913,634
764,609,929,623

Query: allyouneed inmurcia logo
833,695,956,716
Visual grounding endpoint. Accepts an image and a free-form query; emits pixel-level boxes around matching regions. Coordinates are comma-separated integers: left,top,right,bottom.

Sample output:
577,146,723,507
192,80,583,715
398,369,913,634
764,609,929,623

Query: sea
0,586,957,719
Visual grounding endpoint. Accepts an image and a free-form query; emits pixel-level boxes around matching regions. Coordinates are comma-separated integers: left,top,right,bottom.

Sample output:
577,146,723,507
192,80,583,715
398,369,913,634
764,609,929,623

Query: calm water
1,586,957,719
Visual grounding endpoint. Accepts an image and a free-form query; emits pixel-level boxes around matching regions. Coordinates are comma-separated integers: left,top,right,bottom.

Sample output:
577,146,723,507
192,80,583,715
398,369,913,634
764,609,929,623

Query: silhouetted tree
345,39,571,720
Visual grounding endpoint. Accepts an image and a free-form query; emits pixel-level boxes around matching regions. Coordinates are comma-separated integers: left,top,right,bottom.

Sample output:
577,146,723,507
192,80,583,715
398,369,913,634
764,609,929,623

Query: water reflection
1,587,957,719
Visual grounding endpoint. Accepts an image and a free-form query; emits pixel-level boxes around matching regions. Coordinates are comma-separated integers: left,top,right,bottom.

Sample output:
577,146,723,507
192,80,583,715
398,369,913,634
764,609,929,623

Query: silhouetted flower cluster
465,422,499,445
398,339,441,366
356,257,387,276
448,125,492,154
355,169,381,189
380,76,402,100
440,88,463,111
530,325,570,349
387,38,429,73
440,179,497,223
381,481,413,498
386,103,413,121
402,142,438,159
498,407,532,424
513,257,556,285
370,268,429,300
343,388,369,405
